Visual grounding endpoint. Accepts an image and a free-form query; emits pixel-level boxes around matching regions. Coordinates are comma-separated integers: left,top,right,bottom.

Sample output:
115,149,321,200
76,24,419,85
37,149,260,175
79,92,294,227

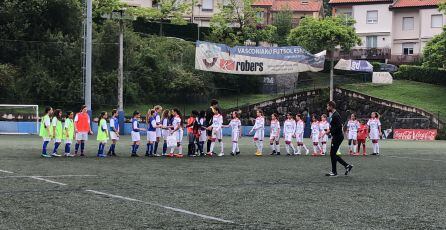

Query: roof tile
391,0,442,8
253,0,323,12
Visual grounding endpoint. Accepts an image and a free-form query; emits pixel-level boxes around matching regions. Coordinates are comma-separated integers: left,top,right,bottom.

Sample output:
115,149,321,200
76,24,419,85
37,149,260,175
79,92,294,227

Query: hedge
393,65,446,86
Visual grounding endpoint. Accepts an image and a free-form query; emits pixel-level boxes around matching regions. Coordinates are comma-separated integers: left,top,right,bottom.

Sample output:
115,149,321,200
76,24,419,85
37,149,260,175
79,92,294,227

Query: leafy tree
208,0,277,46
422,28,446,68
272,9,293,46
323,0,332,17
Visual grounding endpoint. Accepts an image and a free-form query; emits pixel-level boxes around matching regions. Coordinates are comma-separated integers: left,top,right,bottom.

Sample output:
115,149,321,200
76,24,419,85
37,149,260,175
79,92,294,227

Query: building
121,0,153,7
389,0,445,63
330,0,445,64
330,0,394,61
252,0,324,26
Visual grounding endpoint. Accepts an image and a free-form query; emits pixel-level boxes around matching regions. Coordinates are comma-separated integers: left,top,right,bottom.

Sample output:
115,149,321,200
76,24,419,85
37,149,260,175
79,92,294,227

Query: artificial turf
0,135,445,229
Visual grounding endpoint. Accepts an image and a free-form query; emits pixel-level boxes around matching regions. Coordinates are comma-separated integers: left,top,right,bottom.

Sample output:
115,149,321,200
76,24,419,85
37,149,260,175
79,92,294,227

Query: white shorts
212,128,222,140
75,132,88,141
147,131,157,142
131,131,141,142
311,134,319,143
54,138,62,143
284,133,293,142
174,130,183,143
348,132,357,140
156,128,162,138
110,131,119,140
295,133,304,143
319,134,328,143
269,134,279,142
254,130,264,141
162,129,169,139
199,130,207,142
43,137,51,142
232,130,240,142
370,130,380,140
65,139,72,144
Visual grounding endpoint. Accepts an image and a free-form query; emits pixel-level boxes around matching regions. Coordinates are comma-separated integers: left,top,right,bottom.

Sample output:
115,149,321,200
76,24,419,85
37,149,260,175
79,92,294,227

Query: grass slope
0,135,445,229
342,80,446,121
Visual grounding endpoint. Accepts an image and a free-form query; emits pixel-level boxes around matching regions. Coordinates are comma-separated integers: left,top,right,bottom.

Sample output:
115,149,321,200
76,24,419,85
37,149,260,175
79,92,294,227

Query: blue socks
80,142,85,153
75,143,79,154
65,143,71,154
42,141,49,155
154,141,159,154
162,141,167,155
97,143,105,156
108,144,116,154
53,142,60,154
131,144,139,154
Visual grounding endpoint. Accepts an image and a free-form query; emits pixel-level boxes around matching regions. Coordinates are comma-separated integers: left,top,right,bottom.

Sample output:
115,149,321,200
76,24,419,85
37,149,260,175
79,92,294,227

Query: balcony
336,48,391,60
389,55,422,65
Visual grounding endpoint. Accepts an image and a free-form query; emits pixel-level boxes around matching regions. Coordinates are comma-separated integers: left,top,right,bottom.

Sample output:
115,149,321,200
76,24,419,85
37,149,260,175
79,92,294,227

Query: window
202,0,213,11
402,17,414,31
366,36,377,48
402,43,414,55
301,0,309,4
431,14,443,28
257,11,265,23
366,11,378,24
344,12,353,18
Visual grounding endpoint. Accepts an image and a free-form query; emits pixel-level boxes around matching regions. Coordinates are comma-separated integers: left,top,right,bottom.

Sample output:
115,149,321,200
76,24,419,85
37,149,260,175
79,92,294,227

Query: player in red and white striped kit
346,113,360,155
269,113,281,155
283,113,296,156
295,114,309,155
319,114,330,156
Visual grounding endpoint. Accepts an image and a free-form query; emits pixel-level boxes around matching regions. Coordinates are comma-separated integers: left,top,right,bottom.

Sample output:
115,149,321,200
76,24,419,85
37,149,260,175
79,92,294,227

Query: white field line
0,175,97,179
29,176,67,186
385,155,446,163
86,189,235,224
0,169,14,174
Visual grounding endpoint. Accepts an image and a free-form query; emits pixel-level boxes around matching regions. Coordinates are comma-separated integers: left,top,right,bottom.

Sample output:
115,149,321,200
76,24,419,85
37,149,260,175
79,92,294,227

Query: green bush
393,65,446,86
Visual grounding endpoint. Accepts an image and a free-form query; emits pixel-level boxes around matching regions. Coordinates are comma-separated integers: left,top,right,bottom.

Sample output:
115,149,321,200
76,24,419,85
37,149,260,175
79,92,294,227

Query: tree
208,0,277,46
422,28,446,68
272,9,293,46
287,16,361,100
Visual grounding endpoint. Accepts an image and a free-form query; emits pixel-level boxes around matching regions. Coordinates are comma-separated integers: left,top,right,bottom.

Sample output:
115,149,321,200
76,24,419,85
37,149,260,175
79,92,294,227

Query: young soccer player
131,111,145,157
197,110,207,156
223,111,241,156
146,109,159,157
64,111,75,157
357,119,368,155
74,105,93,157
295,114,309,155
161,109,170,156
169,108,184,158
51,109,63,157
346,113,360,155
311,115,322,156
269,113,281,155
367,112,382,155
283,113,296,156
96,111,109,158
107,109,119,157
186,111,198,157
249,110,265,156
319,114,330,156
39,106,53,158
208,107,224,156
153,105,163,156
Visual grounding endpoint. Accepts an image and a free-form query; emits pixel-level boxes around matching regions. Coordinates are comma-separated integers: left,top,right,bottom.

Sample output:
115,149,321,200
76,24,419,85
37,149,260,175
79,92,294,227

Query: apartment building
121,0,153,7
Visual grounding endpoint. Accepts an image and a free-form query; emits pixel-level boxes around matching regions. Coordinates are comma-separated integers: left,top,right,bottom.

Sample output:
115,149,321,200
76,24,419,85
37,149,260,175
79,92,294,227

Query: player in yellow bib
96,111,109,158
64,111,75,157
51,109,63,157
39,107,53,158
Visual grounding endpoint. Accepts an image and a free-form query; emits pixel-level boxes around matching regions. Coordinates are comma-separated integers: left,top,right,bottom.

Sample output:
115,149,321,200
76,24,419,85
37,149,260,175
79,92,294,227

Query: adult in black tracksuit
205,99,219,153
326,101,353,177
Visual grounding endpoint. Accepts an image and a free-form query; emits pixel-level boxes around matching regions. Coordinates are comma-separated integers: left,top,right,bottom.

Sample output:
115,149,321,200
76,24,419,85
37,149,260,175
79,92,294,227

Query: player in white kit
295,114,309,155
169,108,184,158
319,114,330,156
346,113,360,155
269,113,281,155
249,110,265,156
283,113,296,156
367,112,382,155
311,115,322,156
208,107,224,156
223,111,242,156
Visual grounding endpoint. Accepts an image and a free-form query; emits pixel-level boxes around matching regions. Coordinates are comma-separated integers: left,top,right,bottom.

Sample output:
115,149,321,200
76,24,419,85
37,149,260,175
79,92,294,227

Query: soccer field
0,135,445,229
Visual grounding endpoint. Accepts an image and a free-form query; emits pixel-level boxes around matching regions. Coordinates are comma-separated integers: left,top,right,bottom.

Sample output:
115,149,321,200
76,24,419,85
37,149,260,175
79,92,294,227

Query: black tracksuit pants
330,135,348,174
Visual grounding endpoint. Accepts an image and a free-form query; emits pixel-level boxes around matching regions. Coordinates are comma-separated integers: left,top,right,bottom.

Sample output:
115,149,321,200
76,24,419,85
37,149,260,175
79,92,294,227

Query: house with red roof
389,0,445,63
252,0,324,26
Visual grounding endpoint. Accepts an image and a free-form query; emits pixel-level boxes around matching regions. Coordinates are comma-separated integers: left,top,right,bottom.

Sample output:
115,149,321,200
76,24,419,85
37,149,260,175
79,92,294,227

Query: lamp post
197,3,202,41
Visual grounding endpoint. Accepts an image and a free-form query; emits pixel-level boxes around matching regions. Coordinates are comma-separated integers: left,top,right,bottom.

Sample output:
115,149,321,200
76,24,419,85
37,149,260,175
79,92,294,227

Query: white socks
210,141,223,153
286,144,295,154
232,142,237,153
220,142,224,153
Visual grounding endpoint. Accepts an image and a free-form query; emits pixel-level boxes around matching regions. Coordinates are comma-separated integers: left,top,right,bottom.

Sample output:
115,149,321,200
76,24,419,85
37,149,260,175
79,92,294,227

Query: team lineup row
38,103,383,158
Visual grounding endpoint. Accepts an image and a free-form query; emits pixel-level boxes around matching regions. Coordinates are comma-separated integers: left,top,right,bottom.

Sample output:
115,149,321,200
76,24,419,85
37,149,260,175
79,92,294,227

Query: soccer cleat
167,153,174,157
320,152,326,156
131,153,139,157
345,165,353,175
255,151,263,156
230,152,235,156
325,172,338,177
276,152,280,155
305,149,310,155
97,154,106,158
294,152,301,156
312,152,319,156
353,153,360,156
217,152,224,157
206,152,213,157
371,153,377,156
270,150,276,155
80,153,86,157
362,152,367,156
51,153,61,157
174,154,184,158
41,153,52,158
236,151,240,155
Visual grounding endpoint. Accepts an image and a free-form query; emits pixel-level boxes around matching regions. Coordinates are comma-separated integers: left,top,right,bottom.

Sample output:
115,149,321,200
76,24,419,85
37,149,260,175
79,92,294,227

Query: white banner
195,41,326,75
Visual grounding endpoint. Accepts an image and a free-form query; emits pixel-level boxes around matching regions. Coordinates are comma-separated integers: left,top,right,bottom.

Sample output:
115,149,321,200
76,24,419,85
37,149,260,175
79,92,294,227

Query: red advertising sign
393,129,437,141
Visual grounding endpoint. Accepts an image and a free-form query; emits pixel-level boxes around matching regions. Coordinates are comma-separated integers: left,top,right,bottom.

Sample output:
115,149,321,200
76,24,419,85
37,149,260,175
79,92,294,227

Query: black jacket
330,110,344,139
